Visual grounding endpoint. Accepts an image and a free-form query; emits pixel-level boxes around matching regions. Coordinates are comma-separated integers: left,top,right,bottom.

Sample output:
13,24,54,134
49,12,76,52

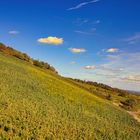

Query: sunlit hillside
0,50,140,139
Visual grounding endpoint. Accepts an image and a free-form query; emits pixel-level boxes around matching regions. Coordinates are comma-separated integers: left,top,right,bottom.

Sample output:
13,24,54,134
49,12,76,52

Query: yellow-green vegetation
0,52,140,140
65,78,140,111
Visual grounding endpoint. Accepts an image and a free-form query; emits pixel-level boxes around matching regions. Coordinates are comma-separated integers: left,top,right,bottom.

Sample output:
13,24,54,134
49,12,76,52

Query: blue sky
0,0,140,91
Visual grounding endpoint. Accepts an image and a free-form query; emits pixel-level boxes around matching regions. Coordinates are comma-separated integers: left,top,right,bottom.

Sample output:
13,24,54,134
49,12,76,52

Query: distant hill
0,42,140,139
128,90,140,95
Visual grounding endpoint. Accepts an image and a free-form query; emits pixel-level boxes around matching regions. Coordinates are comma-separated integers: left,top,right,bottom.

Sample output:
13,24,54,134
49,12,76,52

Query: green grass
0,52,140,140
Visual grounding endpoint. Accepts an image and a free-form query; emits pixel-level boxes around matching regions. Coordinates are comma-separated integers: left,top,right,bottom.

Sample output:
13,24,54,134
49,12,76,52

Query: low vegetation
121,99,136,110
0,43,140,139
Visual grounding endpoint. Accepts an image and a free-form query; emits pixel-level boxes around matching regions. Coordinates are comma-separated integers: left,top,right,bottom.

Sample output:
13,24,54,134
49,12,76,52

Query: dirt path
127,110,140,123
113,102,140,124
113,102,121,107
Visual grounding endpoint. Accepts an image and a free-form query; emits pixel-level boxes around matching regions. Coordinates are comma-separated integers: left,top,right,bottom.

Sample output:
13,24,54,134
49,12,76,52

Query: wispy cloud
37,36,64,45
94,20,100,24
123,33,140,44
70,61,76,64
74,18,89,26
122,75,140,82
84,64,123,73
75,28,97,35
75,30,93,35
91,20,100,25
69,48,86,53
74,18,100,26
105,52,140,81
94,72,118,79
98,65,124,74
84,65,96,69
8,30,19,35
67,0,100,10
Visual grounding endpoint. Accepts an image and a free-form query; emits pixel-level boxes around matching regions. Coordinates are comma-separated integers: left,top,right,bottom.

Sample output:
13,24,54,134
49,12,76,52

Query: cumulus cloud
37,36,64,45
84,65,96,69
69,48,86,53
106,48,119,53
8,30,19,35
67,0,100,10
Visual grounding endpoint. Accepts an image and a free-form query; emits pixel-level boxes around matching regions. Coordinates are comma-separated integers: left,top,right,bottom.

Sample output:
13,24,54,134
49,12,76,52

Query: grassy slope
0,52,140,140
64,78,140,110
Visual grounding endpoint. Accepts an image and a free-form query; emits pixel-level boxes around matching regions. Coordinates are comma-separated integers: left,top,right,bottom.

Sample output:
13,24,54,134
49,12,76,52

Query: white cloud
106,48,119,53
98,48,119,55
67,0,100,10
8,30,19,35
69,48,86,53
37,36,64,45
84,65,96,69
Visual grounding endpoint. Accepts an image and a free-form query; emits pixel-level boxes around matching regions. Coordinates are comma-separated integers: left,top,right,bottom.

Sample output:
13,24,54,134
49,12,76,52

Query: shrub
121,99,136,109
118,92,126,97
33,60,43,68
106,94,112,100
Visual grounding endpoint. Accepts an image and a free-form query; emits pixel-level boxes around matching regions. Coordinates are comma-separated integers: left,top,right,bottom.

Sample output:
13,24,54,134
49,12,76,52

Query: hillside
64,78,140,111
0,49,140,139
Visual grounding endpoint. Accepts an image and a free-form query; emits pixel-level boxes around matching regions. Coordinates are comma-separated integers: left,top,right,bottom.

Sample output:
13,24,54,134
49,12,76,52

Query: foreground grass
0,52,140,140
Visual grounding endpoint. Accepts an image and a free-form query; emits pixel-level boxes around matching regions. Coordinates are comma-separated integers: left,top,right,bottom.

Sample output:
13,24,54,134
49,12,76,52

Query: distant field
0,52,140,140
